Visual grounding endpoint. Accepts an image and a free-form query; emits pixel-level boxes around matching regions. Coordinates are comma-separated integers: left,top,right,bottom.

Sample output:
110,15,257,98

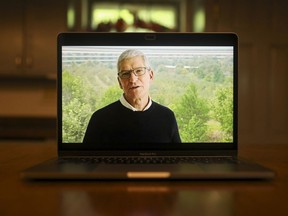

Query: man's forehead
119,56,145,67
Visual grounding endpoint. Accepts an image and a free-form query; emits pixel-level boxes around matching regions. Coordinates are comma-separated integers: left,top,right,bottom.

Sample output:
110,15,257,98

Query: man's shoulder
102,100,122,110
151,101,174,114
92,101,122,116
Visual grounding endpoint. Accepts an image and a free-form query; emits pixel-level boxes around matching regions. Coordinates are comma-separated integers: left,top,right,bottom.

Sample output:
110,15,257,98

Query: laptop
21,32,275,180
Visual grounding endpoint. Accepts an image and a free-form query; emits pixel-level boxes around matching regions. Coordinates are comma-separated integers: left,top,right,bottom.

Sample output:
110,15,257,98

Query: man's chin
126,92,146,101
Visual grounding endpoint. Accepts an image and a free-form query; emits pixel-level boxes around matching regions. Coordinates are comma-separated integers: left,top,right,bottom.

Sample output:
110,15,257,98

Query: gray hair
117,49,151,72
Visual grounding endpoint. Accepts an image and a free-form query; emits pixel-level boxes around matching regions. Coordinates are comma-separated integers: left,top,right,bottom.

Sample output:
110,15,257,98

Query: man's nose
129,71,138,82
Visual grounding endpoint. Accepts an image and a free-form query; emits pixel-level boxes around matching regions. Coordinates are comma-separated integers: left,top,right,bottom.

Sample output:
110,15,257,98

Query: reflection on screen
62,46,234,143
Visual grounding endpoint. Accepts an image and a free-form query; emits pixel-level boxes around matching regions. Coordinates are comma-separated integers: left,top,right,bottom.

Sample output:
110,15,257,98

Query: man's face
118,56,154,102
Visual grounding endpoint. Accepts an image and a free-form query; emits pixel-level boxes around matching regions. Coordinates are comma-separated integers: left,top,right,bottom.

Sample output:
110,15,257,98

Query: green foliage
62,70,95,142
174,84,210,142
63,97,92,142
211,86,233,141
97,85,123,109
171,83,233,143
180,114,208,142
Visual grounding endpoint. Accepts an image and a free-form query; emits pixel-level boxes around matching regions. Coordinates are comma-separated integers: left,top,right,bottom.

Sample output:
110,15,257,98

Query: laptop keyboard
59,156,238,165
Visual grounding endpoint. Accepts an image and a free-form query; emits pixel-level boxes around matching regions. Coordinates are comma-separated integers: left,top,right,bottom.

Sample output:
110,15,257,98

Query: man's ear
150,70,154,80
118,77,123,89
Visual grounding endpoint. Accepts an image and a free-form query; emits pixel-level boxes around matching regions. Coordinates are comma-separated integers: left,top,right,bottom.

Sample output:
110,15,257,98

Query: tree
180,114,208,141
174,84,209,142
63,97,92,142
62,70,95,143
97,85,123,109
211,86,233,141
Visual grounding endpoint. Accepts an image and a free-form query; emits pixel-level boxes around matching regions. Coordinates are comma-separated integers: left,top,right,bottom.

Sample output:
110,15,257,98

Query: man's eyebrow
119,69,131,72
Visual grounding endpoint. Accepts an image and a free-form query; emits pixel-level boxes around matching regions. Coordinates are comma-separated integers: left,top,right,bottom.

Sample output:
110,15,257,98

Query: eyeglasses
118,67,148,79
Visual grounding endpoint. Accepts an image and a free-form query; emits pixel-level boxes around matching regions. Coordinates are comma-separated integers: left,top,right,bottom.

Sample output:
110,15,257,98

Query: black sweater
83,100,181,145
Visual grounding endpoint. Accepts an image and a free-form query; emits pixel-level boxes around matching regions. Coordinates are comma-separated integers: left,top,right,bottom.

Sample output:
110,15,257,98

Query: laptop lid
57,33,238,155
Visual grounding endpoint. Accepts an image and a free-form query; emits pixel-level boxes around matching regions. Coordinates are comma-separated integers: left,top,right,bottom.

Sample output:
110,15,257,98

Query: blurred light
67,4,75,30
193,7,205,32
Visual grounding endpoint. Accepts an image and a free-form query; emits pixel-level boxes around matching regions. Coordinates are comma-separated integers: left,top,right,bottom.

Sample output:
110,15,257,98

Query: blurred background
0,0,287,145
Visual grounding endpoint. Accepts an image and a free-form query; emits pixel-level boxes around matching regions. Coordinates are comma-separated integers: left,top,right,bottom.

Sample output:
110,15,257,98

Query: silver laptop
21,32,275,180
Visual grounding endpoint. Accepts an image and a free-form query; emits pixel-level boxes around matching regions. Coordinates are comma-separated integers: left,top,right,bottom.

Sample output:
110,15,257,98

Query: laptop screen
58,33,238,151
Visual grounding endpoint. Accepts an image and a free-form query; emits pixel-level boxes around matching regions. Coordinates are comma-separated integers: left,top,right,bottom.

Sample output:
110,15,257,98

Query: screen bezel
57,32,238,153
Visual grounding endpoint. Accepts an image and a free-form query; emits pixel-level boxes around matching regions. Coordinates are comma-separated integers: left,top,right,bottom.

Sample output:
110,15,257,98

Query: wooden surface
0,140,288,216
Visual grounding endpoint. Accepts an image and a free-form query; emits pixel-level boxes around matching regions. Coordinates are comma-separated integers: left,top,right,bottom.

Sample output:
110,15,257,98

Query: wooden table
0,140,287,216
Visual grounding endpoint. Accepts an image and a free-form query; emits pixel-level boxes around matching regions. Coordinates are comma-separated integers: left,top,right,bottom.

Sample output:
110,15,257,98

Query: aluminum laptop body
22,33,275,180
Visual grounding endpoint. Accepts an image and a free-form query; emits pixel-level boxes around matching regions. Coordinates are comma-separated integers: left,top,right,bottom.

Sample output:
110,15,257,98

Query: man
83,49,181,145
